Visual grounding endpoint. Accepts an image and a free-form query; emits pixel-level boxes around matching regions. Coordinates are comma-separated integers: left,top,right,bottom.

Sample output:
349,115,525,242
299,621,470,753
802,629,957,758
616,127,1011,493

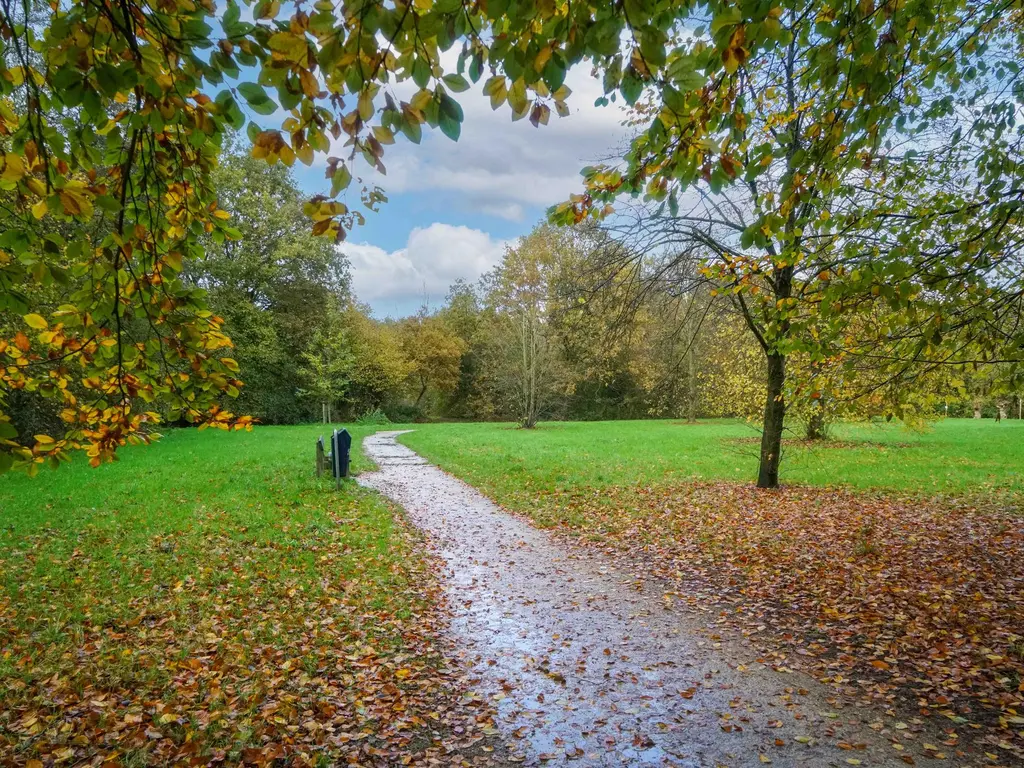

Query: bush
384,403,429,423
355,407,391,426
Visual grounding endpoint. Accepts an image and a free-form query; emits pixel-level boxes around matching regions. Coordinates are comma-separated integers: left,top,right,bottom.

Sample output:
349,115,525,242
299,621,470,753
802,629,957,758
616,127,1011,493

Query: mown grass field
399,417,1024,500
402,417,1024,759
3,418,1022,763
0,423,501,767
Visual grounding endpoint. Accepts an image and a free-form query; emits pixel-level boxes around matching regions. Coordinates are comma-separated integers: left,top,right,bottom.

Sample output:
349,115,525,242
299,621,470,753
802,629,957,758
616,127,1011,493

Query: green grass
0,422,449,765
397,418,1024,500
0,423,403,639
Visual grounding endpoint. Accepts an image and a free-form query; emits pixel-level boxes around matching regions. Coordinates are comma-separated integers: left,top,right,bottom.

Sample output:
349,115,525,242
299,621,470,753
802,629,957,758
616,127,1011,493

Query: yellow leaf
164,252,183,271
0,153,25,182
31,199,47,219
267,31,306,62
24,313,48,330
295,141,314,166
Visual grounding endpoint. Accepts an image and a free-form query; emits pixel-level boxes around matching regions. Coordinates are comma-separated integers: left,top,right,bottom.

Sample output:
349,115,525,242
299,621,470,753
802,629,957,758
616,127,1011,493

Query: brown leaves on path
529,482,1024,762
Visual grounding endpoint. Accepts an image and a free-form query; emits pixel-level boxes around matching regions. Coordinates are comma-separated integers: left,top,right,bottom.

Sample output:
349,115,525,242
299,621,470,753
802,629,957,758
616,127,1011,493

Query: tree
437,280,489,419
483,226,575,428
398,311,466,408
188,144,351,424
551,2,1024,486
344,304,411,413
3,0,1020,478
298,302,354,423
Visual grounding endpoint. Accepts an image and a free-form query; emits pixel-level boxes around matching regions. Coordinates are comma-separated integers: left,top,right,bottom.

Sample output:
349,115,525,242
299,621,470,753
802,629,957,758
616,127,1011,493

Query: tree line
1,0,1022,488
135,147,1014,440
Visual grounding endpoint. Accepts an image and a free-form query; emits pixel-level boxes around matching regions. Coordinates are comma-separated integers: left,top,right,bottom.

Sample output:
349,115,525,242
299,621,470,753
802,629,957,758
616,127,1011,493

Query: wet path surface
358,432,933,768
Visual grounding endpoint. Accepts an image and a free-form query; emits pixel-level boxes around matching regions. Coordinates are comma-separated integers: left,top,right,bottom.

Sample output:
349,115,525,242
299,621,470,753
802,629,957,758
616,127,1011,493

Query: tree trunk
415,381,427,407
686,340,697,423
757,352,786,489
806,407,825,440
973,401,982,419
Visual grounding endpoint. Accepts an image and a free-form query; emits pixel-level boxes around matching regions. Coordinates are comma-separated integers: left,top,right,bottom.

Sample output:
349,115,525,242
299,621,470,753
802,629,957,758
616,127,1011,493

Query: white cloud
326,64,631,219
478,201,526,221
343,223,507,317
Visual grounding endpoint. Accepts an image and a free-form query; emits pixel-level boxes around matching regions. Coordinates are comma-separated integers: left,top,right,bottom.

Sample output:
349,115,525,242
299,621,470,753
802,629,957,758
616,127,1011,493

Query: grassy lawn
398,417,1024,499
400,418,1024,756
0,423,498,766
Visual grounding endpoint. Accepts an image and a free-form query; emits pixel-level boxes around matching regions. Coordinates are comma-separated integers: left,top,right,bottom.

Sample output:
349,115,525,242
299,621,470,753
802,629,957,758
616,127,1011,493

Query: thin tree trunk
758,351,786,489
686,339,697,423
806,406,825,440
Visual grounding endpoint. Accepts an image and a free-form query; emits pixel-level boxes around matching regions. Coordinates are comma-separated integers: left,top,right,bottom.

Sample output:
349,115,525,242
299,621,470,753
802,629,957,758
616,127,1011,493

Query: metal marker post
330,428,352,490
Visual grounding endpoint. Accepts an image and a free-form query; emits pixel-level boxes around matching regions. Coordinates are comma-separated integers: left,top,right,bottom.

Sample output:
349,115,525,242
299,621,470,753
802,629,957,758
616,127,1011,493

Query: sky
288,67,631,318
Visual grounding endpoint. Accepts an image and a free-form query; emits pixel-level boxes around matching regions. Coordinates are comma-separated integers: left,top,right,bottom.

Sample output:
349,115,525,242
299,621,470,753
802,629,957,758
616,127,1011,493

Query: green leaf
544,54,567,91
710,7,742,35
621,69,643,105
663,84,685,112
238,82,276,115
400,117,423,144
95,63,121,97
412,57,431,89
331,163,352,195
222,1,241,32
438,93,463,141
639,25,667,67
442,73,470,92
469,52,484,83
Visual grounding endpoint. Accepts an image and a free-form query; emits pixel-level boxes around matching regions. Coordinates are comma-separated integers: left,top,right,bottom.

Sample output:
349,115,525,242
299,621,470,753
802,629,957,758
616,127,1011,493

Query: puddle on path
358,431,942,767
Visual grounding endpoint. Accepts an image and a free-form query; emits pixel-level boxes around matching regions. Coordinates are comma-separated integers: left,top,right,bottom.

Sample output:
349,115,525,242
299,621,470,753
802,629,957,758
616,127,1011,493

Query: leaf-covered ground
479,484,1024,764
0,426,506,767
399,422,1024,765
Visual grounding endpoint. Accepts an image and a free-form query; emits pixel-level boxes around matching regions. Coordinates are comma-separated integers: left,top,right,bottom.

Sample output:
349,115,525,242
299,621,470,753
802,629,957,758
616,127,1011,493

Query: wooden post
316,436,326,477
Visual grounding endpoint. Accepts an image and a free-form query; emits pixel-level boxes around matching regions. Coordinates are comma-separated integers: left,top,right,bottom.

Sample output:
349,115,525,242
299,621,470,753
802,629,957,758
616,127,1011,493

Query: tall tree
484,226,575,428
398,310,466,408
2,0,1021,479
552,2,1024,486
187,145,350,423
298,301,354,423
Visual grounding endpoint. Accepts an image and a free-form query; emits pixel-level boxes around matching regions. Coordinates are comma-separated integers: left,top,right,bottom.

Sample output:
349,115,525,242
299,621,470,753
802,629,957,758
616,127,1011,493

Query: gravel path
358,431,961,768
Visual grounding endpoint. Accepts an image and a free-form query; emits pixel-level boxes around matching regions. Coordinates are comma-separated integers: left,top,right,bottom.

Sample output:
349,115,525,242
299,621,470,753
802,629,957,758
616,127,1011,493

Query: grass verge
0,424,502,767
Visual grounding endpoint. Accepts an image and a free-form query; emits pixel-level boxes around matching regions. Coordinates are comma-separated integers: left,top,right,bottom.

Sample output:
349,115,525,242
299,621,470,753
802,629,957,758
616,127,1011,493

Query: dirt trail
358,431,960,768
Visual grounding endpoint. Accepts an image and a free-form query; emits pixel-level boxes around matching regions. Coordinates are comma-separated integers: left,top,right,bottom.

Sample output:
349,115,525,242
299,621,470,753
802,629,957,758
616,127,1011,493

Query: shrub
355,407,392,426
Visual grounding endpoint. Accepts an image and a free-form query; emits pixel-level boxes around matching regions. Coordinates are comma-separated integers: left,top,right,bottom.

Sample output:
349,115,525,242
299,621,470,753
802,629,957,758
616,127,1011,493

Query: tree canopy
1,0,1021,484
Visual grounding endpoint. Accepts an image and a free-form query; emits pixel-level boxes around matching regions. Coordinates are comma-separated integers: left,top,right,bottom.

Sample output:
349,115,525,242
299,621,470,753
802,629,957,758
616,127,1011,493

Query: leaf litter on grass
0,487,508,767
520,482,1024,764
